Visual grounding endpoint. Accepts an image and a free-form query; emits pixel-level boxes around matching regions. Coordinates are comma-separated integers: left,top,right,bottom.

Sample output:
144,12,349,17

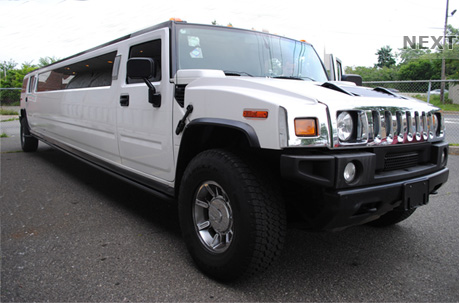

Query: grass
411,94,459,111
0,108,18,115
1,117,19,122
450,143,459,146
0,132,8,138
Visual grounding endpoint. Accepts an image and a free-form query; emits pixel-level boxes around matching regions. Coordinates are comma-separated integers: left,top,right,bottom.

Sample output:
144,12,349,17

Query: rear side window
37,51,117,91
28,76,36,93
127,40,161,84
21,77,28,93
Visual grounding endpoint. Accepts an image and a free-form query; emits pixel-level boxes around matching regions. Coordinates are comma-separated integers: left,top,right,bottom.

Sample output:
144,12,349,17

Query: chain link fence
0,87,21,105
363,80,459,144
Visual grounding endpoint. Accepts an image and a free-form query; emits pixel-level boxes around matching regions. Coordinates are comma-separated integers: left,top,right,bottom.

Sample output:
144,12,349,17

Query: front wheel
178,149,286,281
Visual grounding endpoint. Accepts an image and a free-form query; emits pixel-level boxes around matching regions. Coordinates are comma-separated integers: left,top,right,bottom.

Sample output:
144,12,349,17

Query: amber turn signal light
243,110,268,119
294,118,317,136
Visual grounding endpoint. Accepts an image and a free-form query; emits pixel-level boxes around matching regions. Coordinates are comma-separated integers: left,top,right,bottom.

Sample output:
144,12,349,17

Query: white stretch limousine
20,20,449,281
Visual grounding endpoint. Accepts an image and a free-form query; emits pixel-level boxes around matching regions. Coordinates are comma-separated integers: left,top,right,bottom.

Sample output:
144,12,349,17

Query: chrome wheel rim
193,181,233,253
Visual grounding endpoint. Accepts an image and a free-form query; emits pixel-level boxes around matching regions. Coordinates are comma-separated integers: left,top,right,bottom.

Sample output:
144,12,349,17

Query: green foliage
348,25,459,85
375,46,396,68
398,46,431,64
0,61,37,104
38,56,59,67
398,59,441,81
345,65,399,82
411,94,459,111
0,108,18,115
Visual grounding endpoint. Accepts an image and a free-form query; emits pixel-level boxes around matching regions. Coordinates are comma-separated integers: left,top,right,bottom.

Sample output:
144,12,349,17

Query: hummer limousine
20,20,449,281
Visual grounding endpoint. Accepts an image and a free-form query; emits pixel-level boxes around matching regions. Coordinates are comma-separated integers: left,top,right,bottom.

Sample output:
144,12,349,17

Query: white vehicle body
20,20,449,281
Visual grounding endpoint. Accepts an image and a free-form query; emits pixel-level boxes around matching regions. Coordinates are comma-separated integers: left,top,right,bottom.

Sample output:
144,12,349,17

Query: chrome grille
336,109,445,147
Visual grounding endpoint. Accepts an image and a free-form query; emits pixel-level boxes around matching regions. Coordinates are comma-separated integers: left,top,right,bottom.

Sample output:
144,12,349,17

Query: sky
1,0,459,69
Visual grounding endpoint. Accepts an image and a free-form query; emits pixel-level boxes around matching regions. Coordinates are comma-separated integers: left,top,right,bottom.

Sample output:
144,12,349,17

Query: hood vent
175,84,186,107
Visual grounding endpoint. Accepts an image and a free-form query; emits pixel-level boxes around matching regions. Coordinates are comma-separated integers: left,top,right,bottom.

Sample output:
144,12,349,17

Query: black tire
20,120,38,152
367,208,416,227
178,149,286,281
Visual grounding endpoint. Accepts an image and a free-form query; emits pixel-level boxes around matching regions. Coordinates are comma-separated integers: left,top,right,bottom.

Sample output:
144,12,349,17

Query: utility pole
440,0,456,103
440,0,449,104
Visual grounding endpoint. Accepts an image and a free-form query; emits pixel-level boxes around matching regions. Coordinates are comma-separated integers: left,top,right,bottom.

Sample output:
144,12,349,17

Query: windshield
175,24,328,82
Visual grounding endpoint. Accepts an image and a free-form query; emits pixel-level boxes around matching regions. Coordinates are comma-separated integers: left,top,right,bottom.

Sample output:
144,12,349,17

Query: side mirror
341,74,363,86
127,58,156,79
126,58,161,107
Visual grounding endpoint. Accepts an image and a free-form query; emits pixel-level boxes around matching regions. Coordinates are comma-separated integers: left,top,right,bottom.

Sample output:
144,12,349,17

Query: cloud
0,0,457,67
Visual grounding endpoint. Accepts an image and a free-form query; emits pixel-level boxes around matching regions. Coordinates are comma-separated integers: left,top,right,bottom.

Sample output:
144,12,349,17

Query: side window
336,60,343,81
65,51,117,89
37,71,66,92
36,51,117,91
112,55,121,80
22,77,28,93
127,39,161,84
28,76,36,93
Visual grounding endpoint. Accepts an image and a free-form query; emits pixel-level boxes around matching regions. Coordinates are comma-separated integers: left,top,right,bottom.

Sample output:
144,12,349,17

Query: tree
0,62,37,104
375,46,396,68
0,60,18,82
398,46,431,65
398,59,440,81
38,56,59,67
345,66,399,82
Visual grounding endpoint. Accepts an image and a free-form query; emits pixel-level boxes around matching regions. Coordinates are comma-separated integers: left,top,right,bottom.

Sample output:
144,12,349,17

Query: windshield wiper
271,76,317,81
223,70,254,77
271,76,304,80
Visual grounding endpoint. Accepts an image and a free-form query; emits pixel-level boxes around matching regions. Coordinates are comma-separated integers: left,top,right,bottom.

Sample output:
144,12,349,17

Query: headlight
337,112,353,141
432,114,438,134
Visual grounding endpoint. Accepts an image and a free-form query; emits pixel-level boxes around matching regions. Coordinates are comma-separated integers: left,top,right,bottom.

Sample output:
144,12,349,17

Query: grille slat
384,152,419,171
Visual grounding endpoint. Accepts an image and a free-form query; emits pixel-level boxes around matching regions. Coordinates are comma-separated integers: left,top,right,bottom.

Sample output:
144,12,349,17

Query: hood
228,77,438,113
181,71,444,148
178,70,437,113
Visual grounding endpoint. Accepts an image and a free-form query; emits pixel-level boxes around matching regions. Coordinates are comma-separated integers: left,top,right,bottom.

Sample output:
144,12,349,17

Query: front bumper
317,167,449,230
280,142,449,230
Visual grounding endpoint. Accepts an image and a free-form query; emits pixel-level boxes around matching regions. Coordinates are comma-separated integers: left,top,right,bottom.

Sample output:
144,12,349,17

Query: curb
449,146,459,156
0,115,19,121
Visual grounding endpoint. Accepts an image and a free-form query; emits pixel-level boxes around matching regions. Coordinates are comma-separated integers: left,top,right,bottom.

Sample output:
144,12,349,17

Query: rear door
116,28,175,183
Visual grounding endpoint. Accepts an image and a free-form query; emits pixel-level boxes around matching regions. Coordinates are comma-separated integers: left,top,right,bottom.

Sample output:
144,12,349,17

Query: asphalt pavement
1,120,459,302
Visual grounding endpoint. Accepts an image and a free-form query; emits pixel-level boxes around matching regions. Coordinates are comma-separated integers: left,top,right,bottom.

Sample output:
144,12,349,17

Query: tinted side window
28,76,36,93
22,77,28,93
127,40,161,84
37,51,117,91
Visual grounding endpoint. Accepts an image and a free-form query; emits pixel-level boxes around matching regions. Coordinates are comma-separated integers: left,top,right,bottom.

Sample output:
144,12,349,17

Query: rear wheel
20,120,38,152
178,149,286,281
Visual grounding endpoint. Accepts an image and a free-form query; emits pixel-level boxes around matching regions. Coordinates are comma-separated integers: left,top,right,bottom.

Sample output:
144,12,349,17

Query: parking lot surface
1,124,459,302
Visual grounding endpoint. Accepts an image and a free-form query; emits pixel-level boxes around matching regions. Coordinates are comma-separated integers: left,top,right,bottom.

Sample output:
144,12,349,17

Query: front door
116,29,175,184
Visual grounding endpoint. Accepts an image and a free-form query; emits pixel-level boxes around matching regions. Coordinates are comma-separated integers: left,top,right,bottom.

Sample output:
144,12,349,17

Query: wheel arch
19,108,30,128
175,118,260,196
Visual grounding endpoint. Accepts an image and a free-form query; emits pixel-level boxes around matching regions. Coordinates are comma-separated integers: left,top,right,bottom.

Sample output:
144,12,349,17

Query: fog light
344,162,356,183
441,148,448,166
